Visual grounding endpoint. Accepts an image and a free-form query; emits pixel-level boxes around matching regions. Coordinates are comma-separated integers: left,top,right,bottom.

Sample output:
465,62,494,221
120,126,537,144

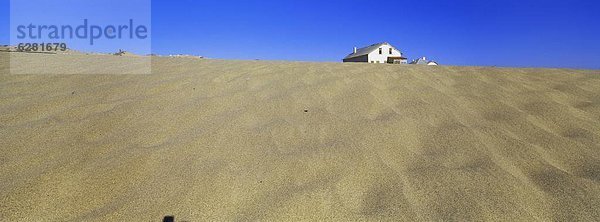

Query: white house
410,57,438,66
343,42,407,64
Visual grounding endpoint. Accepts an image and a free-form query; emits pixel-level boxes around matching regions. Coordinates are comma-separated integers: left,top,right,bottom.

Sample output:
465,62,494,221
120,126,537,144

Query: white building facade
343,42,408,64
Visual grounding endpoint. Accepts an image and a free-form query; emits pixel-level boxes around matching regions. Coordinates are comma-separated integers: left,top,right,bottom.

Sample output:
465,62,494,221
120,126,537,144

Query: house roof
410,57,431,65
344,42,401,59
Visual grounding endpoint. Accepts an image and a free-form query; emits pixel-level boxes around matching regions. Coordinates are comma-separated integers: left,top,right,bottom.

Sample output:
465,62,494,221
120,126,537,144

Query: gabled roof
410,57,431,65
344,42,400,59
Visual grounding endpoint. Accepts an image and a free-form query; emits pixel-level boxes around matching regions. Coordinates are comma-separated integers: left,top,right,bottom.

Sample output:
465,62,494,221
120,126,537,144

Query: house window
389,48,393,54
379,48,382,54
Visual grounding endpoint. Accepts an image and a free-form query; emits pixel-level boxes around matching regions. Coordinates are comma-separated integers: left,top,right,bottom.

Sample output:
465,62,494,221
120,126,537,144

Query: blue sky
7,0,151,55
2,0,600,69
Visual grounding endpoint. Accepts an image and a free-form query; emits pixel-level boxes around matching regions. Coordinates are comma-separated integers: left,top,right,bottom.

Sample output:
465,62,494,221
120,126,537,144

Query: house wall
342,55,368,63
367,44,403,63
391,58,408,64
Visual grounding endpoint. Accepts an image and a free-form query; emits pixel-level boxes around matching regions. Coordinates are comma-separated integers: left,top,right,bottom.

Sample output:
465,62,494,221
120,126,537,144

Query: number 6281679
17,43,67,52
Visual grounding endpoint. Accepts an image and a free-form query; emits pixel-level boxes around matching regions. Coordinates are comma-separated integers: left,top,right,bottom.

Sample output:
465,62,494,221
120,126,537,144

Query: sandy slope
0,52,599,221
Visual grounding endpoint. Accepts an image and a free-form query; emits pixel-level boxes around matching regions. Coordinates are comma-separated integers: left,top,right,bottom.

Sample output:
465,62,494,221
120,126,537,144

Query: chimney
353,47,357,54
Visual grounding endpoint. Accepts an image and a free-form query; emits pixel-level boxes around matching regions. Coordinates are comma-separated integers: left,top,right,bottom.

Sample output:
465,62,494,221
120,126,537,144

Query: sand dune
0,52,599,221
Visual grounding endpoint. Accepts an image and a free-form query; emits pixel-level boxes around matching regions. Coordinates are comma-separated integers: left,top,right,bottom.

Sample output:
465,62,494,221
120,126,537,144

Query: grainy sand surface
1,52,599,221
